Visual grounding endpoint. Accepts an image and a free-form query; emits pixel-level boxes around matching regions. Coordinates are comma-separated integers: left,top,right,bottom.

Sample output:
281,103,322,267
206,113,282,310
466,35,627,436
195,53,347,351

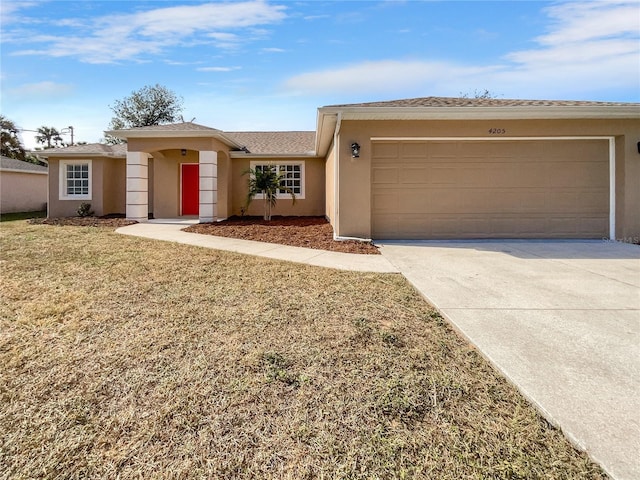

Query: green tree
106,84,184,144
35,126,64,149
244,165,296,221
0,115,26,161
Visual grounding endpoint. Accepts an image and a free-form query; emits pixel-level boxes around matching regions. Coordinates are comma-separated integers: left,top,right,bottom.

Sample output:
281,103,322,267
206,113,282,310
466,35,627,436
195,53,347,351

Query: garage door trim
370,136,616,240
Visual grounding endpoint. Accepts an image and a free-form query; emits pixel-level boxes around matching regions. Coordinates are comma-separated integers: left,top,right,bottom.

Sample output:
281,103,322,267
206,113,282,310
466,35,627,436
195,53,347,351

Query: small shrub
77,203,94,217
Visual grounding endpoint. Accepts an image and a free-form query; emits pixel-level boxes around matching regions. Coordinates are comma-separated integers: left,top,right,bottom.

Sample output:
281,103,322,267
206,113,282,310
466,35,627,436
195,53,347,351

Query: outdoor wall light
351,142,360,158
181,149,187,156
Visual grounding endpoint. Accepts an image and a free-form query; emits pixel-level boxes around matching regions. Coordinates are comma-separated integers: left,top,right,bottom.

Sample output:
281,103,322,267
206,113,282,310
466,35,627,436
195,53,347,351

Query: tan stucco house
40,97,640,241
0,155,48,214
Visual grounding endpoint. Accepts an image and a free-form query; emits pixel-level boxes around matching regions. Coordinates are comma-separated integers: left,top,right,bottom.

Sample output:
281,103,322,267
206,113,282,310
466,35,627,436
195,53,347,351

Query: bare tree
460,89,499,99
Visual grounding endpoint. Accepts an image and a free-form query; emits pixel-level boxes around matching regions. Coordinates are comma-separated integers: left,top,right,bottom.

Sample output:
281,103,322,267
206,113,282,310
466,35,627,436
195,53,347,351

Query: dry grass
0,220,605,479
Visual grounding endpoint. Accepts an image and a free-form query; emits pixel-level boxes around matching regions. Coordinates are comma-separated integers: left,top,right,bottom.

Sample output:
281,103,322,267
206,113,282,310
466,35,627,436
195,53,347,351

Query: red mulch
185,216,380,255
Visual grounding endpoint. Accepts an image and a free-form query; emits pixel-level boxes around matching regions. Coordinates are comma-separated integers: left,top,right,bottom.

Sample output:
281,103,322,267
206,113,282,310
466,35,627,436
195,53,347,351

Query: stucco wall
231,157,325,217
153,150,191,218
128,137,230,155
324,141,336,226
48,157,105,217
0,170,47,213
335,118,640,240
102,158,126,215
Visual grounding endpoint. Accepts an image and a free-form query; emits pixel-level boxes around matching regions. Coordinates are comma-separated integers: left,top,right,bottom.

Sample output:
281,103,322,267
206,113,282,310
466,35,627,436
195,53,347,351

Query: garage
371,139,610,239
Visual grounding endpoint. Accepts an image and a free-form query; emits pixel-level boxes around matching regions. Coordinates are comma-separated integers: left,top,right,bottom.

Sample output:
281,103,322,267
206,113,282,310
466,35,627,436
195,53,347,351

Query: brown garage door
372,139,609,239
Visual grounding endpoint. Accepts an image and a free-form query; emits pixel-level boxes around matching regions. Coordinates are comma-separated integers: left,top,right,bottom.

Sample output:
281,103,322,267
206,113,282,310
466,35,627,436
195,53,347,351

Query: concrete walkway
115,220,398,273
377,240,640,480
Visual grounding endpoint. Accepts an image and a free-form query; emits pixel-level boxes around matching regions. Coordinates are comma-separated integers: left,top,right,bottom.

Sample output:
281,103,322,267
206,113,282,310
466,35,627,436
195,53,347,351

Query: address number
488,128,506,134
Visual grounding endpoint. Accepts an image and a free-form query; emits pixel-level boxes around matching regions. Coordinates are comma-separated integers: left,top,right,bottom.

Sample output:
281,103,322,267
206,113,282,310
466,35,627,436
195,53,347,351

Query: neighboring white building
0,155,48,214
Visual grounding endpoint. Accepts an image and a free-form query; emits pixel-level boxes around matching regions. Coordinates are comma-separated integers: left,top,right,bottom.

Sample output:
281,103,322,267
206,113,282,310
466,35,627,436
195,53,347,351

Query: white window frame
59,159,92,201
249,161,305,200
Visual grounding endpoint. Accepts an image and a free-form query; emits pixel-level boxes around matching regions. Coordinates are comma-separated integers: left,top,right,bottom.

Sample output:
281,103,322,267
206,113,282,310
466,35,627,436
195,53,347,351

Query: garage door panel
546,191,580,211
577,191,609,211
372,140,608,239
518,217,547,234
401,142,427,158
372,167,399,184
372,142,399,159
580,217,608,236
548,162,608,187
516,191,547,211
427,166,457,185
400,167,430,184
373,192,399,212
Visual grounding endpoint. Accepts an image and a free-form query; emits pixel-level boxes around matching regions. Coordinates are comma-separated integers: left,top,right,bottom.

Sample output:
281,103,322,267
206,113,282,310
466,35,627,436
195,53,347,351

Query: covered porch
106,122,243,224
125,149,219,223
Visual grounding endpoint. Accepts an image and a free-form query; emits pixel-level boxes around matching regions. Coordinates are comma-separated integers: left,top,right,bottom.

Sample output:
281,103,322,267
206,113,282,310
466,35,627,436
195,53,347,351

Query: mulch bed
29,216,137,228
185,216,380,255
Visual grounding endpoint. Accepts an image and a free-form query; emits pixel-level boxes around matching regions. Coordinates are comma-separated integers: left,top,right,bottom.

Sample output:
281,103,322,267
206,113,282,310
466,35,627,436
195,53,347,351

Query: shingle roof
0,155,48,173
34,132,317,157
226,131,316,155
116,122,223,133
326,96,640,108
36,143,126,157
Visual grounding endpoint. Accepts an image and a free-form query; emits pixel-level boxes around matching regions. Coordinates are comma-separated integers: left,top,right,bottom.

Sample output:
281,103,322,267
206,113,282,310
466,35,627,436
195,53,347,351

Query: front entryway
181,163,199,215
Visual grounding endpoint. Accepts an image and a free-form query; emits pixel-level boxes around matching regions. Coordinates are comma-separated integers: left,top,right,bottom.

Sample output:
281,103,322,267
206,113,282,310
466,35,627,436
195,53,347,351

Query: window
250,161,305,199
59,160,92,200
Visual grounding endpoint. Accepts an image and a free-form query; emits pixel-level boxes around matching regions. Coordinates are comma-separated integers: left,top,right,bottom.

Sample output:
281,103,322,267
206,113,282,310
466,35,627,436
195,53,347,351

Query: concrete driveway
378,240,640,480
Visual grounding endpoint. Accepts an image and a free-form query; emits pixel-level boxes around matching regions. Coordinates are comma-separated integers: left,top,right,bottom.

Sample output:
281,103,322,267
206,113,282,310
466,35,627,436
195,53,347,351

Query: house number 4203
488,128,506,134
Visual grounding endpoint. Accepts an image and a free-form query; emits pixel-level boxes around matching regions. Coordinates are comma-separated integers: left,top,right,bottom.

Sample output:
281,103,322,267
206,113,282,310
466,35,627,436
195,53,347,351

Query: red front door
181,163,199,216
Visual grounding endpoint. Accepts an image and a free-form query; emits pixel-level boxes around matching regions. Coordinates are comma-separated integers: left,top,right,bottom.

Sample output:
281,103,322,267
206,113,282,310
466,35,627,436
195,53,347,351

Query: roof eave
315,109,338,158
318,105,640,120
105,129,244,150
314,105,639,156
0,168,48,174
36,151,124,159
229,152,319,159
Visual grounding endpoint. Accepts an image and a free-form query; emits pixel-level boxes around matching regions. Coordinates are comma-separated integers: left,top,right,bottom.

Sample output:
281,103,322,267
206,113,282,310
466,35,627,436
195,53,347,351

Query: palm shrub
244,165,296,221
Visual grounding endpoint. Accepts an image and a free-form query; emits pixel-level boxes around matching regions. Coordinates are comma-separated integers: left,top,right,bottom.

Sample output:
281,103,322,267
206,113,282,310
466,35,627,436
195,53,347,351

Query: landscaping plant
244,165,296,221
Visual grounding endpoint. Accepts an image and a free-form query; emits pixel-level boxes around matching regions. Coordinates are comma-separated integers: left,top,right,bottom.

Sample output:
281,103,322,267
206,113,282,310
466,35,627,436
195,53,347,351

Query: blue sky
1,0,638,149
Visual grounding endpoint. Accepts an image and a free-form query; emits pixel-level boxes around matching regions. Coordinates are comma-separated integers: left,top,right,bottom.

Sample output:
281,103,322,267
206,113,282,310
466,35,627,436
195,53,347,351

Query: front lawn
0,220,605,479
0,210,46,222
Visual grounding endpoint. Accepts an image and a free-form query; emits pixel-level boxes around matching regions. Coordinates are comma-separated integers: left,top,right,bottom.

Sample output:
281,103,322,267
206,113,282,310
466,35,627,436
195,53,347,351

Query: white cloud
284,60,497,95
207,32,241,42
536,1,639,45
262,47,285,53
283,1,639,100
303,14,330,21
0,1,41,24
196,66,242,72
9,81,74,99
8,1,287,64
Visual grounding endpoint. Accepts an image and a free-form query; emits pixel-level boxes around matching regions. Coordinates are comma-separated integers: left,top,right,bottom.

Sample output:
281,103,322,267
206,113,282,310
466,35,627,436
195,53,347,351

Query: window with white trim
250,161,305,199
59,160,92,200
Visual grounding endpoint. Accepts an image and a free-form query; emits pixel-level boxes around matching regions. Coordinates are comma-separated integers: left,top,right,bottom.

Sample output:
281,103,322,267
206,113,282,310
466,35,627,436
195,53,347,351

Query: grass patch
0,220,605,479
0,210,46,222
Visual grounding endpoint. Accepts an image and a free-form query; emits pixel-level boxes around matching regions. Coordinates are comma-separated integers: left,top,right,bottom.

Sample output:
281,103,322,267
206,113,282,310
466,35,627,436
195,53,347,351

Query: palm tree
244,165,296,221
35,126,64,149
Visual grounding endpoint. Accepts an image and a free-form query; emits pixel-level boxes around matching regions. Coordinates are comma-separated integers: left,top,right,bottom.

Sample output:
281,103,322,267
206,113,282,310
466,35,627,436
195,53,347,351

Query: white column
126,152,149,222
199,150,217,223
